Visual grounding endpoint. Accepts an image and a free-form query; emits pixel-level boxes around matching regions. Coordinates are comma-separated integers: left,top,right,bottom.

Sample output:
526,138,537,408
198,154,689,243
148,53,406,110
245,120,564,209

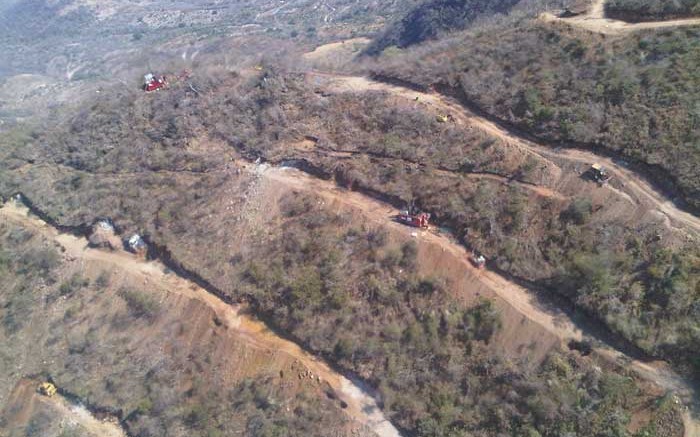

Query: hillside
0,203,364,437
0,169,682,437
364,0,521,55
0,67,692,435
606,0,700,21
5,64,699,376
370,15,700,214
2,1,700,436
364,0,592,55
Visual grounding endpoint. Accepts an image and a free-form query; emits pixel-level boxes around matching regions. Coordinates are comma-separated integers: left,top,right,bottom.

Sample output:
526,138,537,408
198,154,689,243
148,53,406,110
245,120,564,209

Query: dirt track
1,379,127,437
0,201,400,437
540,0,700,35
3,168,698,435
312,73,700,236
268,164,700,436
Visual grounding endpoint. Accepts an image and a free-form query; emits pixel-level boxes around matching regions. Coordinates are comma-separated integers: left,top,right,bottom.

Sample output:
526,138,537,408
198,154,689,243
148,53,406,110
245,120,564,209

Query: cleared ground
0,199,397,437
309,72,700,238
2,379,127,437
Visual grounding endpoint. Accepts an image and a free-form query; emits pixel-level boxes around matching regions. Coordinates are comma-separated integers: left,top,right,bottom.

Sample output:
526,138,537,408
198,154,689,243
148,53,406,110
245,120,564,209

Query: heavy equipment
590,163,611,185
38,382,57,397
436,114,450,123
397,210,430,228
143,73,167,92
470,253,486,269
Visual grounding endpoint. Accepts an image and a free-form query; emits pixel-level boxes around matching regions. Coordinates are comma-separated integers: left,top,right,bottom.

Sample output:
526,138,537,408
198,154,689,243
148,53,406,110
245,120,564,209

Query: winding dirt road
540,0,700,35
0,201,401,437
311,72,700,236
6,60,700,430
272,163,700,436
305,69,700,435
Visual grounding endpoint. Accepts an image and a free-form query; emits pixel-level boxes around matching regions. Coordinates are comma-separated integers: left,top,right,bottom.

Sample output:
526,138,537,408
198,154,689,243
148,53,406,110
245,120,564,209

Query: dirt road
540,0,700,35
4,169,698,435
0,201,401,437
302,37,371,61
312,73,700,236
268,164,700,436
1,379,127,437
43,394,127,437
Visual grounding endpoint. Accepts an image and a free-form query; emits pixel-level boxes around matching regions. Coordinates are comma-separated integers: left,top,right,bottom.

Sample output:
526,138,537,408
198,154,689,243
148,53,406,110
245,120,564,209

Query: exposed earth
2,1,700,436
0,199,398,437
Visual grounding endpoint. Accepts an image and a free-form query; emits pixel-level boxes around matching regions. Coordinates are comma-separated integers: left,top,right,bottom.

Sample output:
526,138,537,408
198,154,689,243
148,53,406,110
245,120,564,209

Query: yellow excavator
436,114,451,123
38,382,57,397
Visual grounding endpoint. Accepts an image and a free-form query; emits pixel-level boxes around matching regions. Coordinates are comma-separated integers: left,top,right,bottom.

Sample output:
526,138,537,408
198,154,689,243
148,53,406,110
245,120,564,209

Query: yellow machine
38,382,57,397
590,163,611,184
436,114,450,123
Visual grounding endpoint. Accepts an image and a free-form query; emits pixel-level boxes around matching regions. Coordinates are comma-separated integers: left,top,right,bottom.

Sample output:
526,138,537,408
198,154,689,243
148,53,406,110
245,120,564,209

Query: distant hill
364,0,521,55
0,0,420,79
363,0,585,55
606,0,700,21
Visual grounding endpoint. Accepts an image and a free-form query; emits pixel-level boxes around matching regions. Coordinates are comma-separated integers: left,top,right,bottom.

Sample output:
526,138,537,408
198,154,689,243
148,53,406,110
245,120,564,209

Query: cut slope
314,72,700,235
0,200,398,437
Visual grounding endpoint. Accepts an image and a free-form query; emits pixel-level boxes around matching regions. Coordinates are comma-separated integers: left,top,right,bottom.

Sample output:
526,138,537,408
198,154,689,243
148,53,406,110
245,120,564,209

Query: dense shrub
606,0,700,21
372,23,700,212
364,0,521,55
118,288,160,320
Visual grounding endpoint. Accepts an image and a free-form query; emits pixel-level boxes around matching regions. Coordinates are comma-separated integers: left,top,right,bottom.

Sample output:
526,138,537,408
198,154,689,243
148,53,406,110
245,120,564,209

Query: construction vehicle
590,163,611,185
397,208,430,229
470,253,486,269
436,114,450,123
143,73,167,92
127,234,148,256
38,382,57,397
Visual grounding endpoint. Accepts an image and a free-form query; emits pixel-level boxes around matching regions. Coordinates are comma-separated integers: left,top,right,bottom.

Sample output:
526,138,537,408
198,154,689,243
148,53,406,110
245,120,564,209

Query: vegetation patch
372,21,700,213
118,288,160,320
606,0,700,21
237,192,668,436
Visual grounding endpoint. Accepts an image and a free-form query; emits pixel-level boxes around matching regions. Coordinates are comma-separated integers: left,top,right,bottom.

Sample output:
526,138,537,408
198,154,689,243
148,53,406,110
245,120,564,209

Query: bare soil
310,72,700,240
0,200,398,437
2,379,126,437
